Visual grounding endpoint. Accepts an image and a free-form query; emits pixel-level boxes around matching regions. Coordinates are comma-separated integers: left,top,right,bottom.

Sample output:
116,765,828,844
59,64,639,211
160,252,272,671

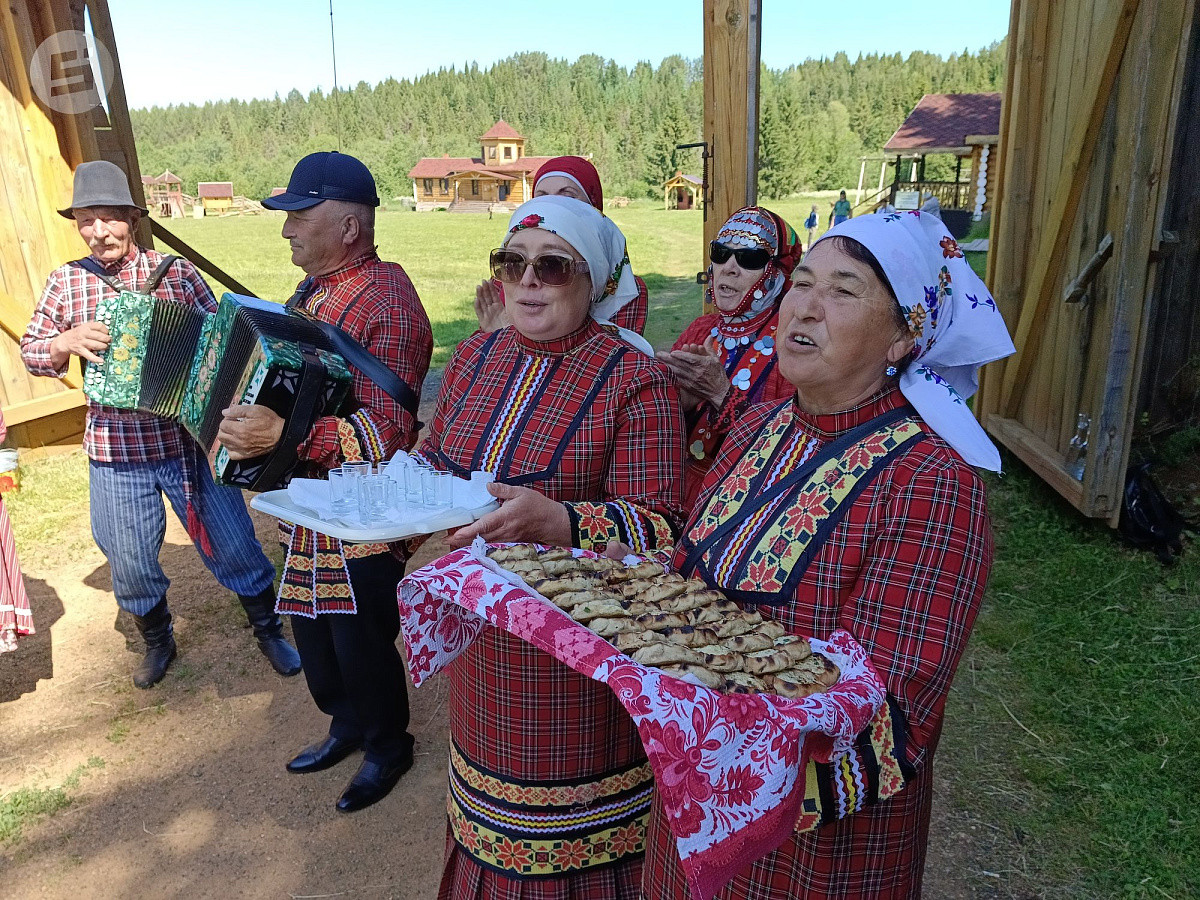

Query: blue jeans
833,214,849,226
89,457,275,616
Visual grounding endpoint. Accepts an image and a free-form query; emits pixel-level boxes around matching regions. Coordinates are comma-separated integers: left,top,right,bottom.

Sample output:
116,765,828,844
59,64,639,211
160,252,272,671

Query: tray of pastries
486,544,840,697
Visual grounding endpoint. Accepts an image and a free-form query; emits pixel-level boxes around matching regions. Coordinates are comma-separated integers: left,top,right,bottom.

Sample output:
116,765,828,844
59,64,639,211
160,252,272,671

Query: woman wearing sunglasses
474,156,650,336
658,206,803,508
416,194,686,899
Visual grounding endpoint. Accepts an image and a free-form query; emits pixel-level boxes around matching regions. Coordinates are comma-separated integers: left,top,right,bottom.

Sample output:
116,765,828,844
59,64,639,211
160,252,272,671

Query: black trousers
290,552,413,765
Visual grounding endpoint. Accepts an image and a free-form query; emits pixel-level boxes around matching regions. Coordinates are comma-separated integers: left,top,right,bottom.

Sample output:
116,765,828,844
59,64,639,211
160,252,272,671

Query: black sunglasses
709,241,772,271
490,249,589,285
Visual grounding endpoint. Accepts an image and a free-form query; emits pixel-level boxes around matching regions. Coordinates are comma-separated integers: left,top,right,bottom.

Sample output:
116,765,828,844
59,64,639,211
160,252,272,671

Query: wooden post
702,0,762,310
855,158,866,205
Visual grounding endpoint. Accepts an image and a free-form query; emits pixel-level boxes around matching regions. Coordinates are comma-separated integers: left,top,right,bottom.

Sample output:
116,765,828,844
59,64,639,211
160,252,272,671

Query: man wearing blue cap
21,160,301,690
219,151,433,813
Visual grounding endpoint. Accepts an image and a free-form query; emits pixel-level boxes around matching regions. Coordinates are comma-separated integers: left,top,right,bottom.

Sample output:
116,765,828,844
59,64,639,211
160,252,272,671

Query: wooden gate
977,0,1198,524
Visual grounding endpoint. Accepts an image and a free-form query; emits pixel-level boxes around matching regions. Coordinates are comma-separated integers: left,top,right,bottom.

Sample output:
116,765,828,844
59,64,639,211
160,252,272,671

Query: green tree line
130,42,1005,204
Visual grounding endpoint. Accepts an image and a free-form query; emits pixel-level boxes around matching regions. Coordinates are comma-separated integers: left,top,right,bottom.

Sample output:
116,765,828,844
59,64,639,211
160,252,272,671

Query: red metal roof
408,157,479,178
503,156,553,173
481,119,524,140
197,182,233,198
883,93,1002,153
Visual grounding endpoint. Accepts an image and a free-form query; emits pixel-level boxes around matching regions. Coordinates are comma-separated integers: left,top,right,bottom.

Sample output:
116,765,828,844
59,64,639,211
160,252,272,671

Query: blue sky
108,1,1011,110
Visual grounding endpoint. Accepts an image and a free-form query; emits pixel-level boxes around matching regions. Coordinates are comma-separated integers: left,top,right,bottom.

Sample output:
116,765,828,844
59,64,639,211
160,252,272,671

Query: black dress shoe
336,756,413,813
286,735,362,774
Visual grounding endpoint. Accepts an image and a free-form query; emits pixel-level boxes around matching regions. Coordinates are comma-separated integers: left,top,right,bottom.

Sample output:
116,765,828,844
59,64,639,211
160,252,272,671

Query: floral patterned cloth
819,212,1015,470
398,543,889,900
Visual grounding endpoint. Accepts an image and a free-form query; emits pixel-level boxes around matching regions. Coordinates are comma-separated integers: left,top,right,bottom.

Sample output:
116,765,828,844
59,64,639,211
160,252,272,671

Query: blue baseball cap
262,151,379,210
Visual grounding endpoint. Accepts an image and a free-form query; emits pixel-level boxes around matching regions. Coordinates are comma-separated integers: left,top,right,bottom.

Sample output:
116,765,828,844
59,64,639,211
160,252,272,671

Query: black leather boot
238,589,302,676
131,599,177,689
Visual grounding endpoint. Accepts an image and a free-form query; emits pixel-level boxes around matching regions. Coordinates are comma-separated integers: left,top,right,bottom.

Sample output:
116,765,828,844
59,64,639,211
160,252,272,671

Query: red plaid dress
420,319,686,899
20,247,216,463
673,307,793,510
611,275,649,335
277,252,433,616
642,386,992,900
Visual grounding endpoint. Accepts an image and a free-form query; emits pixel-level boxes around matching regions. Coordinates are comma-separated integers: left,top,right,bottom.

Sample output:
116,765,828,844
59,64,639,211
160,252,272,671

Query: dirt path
0,516,1029,900
0,385,1027,898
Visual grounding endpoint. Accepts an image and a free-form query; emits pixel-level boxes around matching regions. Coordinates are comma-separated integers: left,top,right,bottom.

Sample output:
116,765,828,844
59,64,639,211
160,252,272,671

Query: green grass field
163,195,841,366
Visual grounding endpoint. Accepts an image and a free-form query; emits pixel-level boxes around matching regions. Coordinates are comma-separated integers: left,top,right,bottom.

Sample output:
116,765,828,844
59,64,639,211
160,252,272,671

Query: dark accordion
85,291,352,490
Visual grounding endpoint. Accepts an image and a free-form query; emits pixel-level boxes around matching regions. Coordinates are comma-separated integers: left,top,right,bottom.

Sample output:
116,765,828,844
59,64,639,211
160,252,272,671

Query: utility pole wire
329,0,342,150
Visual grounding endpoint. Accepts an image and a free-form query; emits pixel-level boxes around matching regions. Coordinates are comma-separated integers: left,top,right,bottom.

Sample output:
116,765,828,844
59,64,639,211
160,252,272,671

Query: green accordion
85,292,352,490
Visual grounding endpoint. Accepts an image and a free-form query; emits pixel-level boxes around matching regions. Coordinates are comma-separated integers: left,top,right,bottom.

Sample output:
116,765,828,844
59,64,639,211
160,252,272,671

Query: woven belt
447,739,653,879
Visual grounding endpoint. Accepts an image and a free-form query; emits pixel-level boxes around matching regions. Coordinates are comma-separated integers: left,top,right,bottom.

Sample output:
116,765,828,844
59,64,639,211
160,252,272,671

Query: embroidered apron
680,403,926,828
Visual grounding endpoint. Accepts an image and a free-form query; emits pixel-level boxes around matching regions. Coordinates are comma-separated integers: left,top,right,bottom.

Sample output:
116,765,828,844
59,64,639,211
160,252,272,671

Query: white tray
250,490,499,543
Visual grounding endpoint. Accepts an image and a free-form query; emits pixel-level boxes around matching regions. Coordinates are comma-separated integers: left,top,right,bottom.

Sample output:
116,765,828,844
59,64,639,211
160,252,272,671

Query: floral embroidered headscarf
706,206,804,320
817,211,1016,470
505,195,651,355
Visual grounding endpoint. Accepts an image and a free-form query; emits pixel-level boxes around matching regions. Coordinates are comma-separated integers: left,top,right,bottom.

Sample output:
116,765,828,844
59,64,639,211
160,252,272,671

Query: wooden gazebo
881,93,1002,238
663,172,703,210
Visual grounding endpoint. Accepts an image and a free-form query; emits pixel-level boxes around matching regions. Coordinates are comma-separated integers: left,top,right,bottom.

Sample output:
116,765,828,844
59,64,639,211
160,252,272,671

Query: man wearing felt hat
20,159,301,689
219,151,433,813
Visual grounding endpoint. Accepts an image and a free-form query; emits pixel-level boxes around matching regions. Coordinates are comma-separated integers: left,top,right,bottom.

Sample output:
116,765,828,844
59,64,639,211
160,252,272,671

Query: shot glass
357,474,392,522
402,465,427,507
328,467,357,516
422,468,453,508
342,461,371,479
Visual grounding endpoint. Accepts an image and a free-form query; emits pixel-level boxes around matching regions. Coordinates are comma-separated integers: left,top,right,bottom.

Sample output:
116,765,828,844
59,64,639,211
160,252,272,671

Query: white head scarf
504,196,651,355
817,211,1015,471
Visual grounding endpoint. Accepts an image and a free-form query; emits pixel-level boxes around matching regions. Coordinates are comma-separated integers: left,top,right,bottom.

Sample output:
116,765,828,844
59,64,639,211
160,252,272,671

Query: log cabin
408,120,555,212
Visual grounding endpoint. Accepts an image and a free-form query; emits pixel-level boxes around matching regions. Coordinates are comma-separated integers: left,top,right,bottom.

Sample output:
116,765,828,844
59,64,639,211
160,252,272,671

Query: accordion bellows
85,292,353,490
85,291,207,415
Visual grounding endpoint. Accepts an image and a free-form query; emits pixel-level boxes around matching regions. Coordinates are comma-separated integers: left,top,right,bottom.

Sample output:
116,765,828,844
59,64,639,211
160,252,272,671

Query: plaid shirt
21,247,216,463
643,386,993,899
423,320,686,899
290,251,432,468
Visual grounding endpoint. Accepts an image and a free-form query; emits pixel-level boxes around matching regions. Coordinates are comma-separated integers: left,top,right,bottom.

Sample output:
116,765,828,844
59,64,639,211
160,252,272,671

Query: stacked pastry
486,544,839,698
